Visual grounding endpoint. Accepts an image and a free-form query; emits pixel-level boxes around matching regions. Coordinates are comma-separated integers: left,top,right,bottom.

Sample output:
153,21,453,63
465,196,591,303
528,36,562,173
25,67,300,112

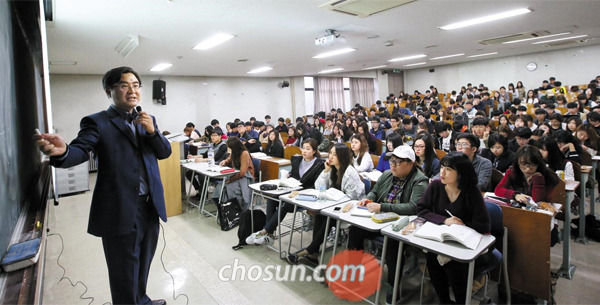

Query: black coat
265,141,284,158
290,155,325,189
481,149,515,173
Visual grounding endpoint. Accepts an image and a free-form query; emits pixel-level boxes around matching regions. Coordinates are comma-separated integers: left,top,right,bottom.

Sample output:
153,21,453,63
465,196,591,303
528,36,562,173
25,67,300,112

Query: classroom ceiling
46,0,600,77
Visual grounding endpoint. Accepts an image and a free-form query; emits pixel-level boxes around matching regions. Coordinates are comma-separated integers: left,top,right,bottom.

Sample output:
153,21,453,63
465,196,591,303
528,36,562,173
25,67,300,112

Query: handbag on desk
216,198,242,231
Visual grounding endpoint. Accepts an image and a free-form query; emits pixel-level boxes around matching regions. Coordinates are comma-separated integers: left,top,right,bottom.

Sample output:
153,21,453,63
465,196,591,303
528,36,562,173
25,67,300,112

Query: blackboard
0,0,48,266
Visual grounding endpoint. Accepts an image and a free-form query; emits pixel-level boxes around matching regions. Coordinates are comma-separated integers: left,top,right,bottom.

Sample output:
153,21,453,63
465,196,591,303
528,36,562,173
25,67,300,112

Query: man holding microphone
36,67,170,305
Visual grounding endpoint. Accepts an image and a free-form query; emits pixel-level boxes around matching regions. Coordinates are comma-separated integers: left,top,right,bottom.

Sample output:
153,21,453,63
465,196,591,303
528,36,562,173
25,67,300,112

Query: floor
42,173,600,304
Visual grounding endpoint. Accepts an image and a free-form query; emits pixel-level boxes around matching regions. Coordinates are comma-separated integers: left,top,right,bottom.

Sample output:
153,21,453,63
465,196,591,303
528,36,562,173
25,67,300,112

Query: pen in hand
445,209,454,217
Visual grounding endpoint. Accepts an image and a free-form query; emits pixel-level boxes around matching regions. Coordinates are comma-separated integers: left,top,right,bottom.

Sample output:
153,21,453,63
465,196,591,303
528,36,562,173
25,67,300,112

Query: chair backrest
371,154,379,168
251,157,261,182
580,150,592,166
362,178,371,194
490,169,504,192
550,178,566,206
283,146,301,160
374,138,383,155
485,201,504,252
279,132,288,145
435,149,447,160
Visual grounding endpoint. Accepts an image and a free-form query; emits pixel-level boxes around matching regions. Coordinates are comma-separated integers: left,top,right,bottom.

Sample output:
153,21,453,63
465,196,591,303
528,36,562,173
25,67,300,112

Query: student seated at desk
287,143,365,266
185,128,229,195
494,145,560,246
375,133,404,172
417,152,491,304
480,133,515,173
348,145,429,302
264,130,284,158
350,134,374,173
238,124,261,153
285,126,298,147
246,139,325,245
537,137,574,181
216,137,255,210
413,134,440,179
494,145,559,203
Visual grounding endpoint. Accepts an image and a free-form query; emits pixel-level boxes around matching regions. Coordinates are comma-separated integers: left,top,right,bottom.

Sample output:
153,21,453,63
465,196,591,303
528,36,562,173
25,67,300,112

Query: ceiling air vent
319,0,416,18
479,31,550,45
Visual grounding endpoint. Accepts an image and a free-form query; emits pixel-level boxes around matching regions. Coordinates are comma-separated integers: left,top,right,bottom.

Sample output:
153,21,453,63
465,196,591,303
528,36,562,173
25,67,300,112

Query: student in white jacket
287,143,365,266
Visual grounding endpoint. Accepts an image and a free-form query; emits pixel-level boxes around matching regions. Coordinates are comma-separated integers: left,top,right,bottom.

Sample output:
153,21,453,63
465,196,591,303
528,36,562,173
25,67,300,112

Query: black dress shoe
151,299,167,305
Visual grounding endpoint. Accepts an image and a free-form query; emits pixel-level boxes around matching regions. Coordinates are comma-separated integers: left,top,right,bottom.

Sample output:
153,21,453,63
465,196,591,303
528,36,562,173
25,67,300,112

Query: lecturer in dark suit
36,67,171,305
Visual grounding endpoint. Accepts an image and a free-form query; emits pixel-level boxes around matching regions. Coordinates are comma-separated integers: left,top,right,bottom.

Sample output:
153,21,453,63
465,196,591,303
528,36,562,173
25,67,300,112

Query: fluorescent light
150,63,173,71
362,65,387,70
388,54,427,62
193,34,235,50
312,48,356,59
439,8,532,30
430,53,465,60
503,32,571,44
247,67,273,74
403,62,427,67
318,68,344,74
532,34,588,45
467,52,498,58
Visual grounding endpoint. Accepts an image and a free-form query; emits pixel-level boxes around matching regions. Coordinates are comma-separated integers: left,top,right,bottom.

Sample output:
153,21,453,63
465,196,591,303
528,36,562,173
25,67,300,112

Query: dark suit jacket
51,106,171,237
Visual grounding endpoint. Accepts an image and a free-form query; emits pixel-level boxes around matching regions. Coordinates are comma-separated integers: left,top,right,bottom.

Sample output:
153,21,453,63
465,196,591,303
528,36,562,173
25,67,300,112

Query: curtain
350,78,376,109
314,77,345,114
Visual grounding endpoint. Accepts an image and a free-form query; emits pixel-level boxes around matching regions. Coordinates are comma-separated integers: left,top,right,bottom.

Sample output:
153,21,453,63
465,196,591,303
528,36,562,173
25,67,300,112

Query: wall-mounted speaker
429,68,435,73
381,70,388,75
152,80,166,105
281,81,290,88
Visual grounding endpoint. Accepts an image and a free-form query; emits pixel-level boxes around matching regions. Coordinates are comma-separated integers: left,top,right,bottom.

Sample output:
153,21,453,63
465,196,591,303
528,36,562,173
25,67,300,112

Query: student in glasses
494,145,559,204
455,133,492,192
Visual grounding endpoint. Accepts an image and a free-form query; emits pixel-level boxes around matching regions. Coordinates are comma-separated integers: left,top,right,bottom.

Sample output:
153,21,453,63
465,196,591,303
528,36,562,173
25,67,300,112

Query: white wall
50,74,297,142
404,44,600,94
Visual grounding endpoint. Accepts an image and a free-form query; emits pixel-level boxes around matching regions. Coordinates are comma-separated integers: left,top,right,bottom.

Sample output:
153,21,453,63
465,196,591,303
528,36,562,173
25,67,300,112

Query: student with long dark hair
350,134,374,173
287,143,365,265
575,124,600,156
537,137,574,181
494,145,559,203
247,139,325,245
217,137,255,209
554,129,584,164
264,130,284,158
413,134,440,179
376,132,404,172
481,133,515,173
417,152,491,304
357,121,378,154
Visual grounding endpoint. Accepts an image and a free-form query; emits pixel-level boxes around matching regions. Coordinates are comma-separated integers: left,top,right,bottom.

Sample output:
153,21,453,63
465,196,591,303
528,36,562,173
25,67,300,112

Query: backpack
232,209,266,250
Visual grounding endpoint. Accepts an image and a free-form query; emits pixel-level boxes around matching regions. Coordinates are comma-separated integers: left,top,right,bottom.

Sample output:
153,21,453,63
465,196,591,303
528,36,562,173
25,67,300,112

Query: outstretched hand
35,133,67,156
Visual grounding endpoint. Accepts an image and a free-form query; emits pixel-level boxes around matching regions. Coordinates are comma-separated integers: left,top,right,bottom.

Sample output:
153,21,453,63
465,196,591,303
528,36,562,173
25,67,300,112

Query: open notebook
414,222,483,250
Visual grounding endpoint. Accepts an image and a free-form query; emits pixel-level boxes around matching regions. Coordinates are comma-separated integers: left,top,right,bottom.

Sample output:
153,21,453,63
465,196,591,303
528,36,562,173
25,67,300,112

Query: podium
158,141,182,217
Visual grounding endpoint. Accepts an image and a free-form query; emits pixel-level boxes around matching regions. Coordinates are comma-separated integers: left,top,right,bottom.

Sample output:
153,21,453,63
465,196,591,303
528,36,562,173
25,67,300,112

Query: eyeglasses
413,145,426,149
456,142,471,148
113,83,141,92
519,162,538,169
390,159,407,166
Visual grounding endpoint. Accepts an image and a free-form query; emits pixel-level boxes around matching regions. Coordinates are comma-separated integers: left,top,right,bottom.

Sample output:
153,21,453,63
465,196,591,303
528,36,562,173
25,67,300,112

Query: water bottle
318,185,327,202
207,146,215,168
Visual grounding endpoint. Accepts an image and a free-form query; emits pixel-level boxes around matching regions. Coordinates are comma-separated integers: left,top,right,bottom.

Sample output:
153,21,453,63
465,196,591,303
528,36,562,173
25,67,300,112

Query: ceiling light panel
430,53,465,60
502,32,571,44
440,8,532,30
318,68,344,74
467,52,498,58
247,67,273,74
388,54,427,62
532,35,588,45
193,33,235,50
150,63,173,71
312,48,356,59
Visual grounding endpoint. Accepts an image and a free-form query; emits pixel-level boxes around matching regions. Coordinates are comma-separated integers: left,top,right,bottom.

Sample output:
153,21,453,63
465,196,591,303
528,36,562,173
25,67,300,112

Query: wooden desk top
581,165,593,173
260,157,292,166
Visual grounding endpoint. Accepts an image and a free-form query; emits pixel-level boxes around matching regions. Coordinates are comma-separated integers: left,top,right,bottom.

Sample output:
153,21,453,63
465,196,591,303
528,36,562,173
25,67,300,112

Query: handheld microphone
133,106,142,121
